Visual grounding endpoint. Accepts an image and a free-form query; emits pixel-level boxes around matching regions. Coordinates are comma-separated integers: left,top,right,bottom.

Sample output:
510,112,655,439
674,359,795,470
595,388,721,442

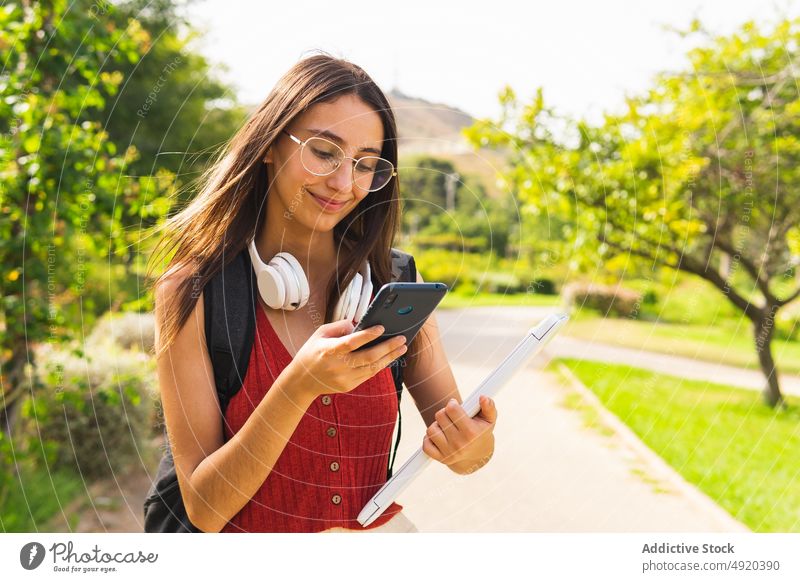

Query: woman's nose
325,160,355,193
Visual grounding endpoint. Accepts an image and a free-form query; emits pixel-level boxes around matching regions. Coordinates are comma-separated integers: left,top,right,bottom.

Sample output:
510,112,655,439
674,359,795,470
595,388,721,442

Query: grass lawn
561,315,800,376
557,358,800,532
439,292,562,309
1,463,85,532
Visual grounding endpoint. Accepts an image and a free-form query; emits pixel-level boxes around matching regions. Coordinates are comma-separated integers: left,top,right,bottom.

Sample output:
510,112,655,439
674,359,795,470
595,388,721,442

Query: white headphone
247,238,373,323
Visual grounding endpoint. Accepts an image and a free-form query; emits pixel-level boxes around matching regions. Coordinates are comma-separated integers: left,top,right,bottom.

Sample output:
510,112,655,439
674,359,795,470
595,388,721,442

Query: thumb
477,395,498,424
317,318,356,338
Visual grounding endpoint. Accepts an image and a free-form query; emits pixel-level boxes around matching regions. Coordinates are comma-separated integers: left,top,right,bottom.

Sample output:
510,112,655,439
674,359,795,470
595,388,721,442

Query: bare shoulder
153,262,222,499
155,263,204,311
153,264,207,340
153,261,211,379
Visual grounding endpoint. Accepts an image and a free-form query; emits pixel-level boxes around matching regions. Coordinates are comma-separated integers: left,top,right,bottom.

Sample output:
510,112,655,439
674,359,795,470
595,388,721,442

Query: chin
298,210,341,233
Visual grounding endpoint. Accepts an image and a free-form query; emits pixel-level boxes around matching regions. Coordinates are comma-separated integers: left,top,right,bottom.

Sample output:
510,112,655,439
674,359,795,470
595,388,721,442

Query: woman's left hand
422,395,497,474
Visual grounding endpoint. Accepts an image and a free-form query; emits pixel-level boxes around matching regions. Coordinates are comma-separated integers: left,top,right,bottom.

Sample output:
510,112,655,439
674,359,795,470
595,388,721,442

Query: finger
334,324,386,354
318,319,356,338
352,334,407,366
438,398,468,435
422,436,444,462
477,395,498,424
355,340,408,373
425,420,449,451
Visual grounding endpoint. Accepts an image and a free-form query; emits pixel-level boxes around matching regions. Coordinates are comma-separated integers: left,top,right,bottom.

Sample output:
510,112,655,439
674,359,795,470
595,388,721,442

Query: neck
253,190,340,290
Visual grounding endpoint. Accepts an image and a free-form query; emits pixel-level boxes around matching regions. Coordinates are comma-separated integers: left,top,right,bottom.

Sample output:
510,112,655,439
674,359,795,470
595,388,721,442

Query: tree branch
712,238,777,304
603,236,762,321
777,286,800,308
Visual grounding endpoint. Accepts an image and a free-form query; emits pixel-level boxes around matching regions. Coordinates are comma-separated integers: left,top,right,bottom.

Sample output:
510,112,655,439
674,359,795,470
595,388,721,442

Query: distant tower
445,172,460,212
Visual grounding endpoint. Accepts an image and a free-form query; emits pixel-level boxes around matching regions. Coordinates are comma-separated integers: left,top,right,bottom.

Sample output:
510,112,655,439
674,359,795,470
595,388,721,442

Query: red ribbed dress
220,304,404,532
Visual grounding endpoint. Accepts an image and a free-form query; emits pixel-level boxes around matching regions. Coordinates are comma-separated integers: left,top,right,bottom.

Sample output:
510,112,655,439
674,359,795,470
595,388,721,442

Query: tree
102,0,246,186
401,154,520,257
400,155,461,232
0,0,171,434
466,20,800,407
83,0,246,316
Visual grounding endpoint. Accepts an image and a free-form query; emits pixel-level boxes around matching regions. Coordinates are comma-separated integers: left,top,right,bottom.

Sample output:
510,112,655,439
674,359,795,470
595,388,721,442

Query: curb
553,360,750,533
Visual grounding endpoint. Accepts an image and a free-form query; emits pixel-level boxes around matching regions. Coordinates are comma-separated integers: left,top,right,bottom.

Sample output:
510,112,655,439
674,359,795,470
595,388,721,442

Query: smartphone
352,282,448,351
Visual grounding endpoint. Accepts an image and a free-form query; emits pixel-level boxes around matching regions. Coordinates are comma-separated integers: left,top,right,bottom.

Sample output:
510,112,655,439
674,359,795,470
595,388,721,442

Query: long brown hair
148,54,414,360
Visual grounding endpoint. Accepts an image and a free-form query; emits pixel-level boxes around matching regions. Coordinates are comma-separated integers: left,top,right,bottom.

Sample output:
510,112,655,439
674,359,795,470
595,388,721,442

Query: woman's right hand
284,319,408,400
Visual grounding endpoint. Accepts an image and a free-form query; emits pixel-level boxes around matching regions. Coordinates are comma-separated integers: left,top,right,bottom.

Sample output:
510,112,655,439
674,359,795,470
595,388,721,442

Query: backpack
143,247,417,532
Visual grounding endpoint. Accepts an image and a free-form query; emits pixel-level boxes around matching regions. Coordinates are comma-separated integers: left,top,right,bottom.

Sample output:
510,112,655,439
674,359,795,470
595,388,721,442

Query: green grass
439,292,562,309
0,463,85,532
557,358,800,532
561,316,800,376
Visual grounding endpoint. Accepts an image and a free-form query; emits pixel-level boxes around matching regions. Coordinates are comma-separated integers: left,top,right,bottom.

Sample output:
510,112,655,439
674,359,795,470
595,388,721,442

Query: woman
149,54,498,533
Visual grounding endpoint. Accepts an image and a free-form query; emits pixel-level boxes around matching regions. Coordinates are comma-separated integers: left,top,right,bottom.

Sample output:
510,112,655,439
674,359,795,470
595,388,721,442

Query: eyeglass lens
301,137,394,191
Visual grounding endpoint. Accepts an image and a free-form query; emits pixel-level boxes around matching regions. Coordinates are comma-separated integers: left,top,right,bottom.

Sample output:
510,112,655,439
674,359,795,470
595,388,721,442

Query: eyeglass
283,130,396,192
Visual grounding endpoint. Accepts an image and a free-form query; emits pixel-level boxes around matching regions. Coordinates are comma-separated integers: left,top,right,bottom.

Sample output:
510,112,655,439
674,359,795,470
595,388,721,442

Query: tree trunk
753,312,784,408
0,352,30,437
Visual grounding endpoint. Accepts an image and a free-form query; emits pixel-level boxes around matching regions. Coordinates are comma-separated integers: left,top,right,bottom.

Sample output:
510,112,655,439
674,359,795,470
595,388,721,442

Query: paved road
435,306,800,396
552,336,800,397
71,306,761,532
396,306,749,532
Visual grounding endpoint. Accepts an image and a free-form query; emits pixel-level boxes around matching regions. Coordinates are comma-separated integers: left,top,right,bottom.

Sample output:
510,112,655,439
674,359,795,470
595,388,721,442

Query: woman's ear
263,147,273,164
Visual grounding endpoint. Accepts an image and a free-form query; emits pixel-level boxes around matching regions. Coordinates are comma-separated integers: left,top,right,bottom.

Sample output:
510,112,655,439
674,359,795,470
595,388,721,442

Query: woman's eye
311,147,335,160
356,162,377,173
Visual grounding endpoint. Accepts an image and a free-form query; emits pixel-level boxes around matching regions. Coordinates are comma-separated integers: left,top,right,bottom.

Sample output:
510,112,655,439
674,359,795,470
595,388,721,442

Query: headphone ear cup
256,265,286,309
272,257,299,309
249,238,287,309
273,252,309,310
344,272,363,322
333,285,346,321
353,263,372,324
334,273,356,321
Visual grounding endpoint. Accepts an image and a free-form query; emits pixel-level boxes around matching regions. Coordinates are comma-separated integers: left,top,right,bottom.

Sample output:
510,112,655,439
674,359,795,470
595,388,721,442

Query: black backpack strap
204,248,259,418
144,249,258,533
143,444,200,532
386,248,417,479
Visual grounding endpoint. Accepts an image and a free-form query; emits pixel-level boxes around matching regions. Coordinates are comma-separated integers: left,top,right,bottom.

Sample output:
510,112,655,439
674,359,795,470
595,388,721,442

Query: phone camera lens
384,293,398,308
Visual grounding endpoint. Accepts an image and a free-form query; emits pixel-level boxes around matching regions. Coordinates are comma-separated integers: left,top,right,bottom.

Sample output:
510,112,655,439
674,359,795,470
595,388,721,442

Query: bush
87,311,155,353
479,271,522,294
527,278,557,295
642,289,659,305
0,430,15,506
414,249,492,292
562,282,642,318
22,338,157,481
413,233,488,254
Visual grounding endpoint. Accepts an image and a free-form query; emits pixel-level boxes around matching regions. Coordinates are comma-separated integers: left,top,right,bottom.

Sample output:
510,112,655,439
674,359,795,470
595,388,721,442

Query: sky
186,0,800,123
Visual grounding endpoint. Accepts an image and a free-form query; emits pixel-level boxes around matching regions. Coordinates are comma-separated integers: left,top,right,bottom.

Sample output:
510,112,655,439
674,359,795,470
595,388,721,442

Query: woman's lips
306,188,348,211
